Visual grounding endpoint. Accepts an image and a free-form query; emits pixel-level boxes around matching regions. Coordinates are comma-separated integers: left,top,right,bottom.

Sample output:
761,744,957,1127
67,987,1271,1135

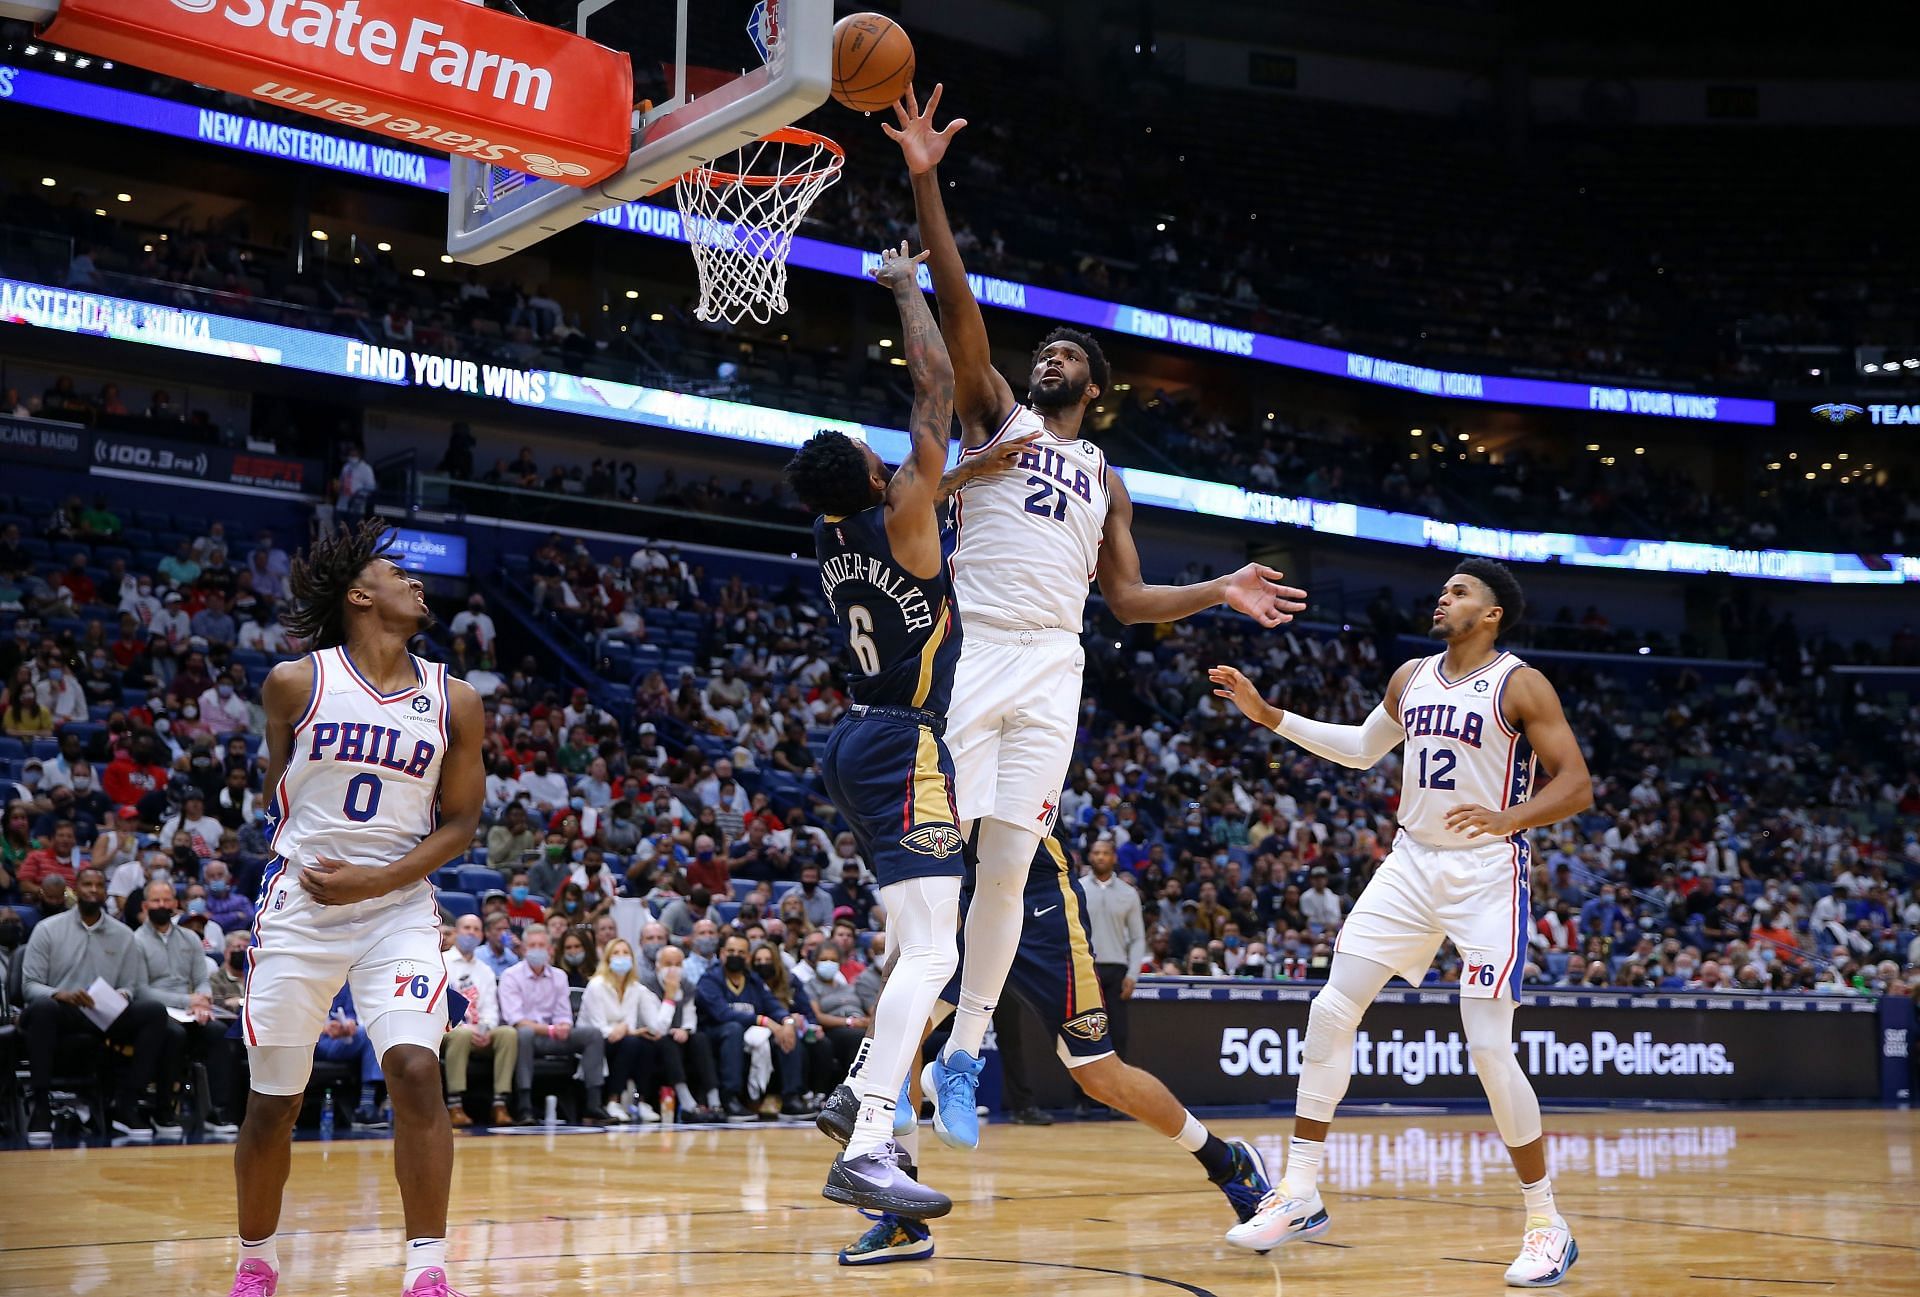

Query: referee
1078,838,1147,1056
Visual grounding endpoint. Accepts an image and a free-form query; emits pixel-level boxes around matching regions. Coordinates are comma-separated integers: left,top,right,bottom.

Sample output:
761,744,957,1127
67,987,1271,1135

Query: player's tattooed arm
885,83,1016,443
1444,667,1595,839
876,242,954,579
1099,471,1308,626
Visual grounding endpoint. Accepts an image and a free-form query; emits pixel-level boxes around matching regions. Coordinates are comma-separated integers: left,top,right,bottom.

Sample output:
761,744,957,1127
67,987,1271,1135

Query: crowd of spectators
1,457,1914,1143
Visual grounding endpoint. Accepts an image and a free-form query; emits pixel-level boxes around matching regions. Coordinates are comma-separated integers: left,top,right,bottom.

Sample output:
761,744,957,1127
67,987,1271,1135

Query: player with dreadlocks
225,519,485,1297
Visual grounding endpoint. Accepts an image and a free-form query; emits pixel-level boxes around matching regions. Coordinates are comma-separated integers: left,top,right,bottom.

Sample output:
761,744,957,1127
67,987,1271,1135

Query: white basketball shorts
1334,833,1533,999
241,856,449,1049
946,623,1083,831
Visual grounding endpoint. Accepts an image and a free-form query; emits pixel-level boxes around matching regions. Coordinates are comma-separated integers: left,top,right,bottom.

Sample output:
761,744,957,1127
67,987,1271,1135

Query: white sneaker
1505,1216,1578,1287
632,1101,661,1123
604,1099,633,1123
1224,1187,1329,1252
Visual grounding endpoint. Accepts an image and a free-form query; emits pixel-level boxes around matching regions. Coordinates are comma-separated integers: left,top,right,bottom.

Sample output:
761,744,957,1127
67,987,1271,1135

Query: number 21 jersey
951,405,1110,634
1395,651,1535,850
269,646,449,888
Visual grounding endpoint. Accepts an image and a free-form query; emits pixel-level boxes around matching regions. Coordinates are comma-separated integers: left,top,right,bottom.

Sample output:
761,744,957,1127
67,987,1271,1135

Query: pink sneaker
403,1268,468,1297
227,1259,278,1296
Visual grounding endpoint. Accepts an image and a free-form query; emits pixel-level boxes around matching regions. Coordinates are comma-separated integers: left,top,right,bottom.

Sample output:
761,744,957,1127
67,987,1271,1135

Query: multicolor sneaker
1217,1138,1273,1224
921,1050,984,1151
1224,1187,1330,1253
1504,1216,1578,1287
402,1268,467,1296
226,1259,278,1296
838,1211,935,1266
823,1141,953,1219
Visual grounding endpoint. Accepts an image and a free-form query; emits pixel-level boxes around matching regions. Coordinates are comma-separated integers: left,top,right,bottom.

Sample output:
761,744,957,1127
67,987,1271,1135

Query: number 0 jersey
1395,650,1535,849
269,646,450,874
951,404,1110,634
814,504,961,713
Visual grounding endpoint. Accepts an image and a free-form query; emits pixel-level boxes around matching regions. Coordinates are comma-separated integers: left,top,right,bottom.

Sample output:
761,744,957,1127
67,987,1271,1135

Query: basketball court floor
2,1108,1913,1294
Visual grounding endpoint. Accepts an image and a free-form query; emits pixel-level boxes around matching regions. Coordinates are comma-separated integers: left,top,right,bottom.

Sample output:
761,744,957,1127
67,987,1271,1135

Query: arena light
74,57,90,68
623,289,638,299
1585,444,1599,452
1408,429,1421,437
92,207,105,216
1906,359,1920,369
1821,462,1833,470
1809,368,1822,377
1865,364,1880,372
410,268,426,277
1456,432,1469,441
310,229,328,241
39,177,54,187
649,313,664,322
439,254,453,264
1634,447,1645,455
1155,222,1166,232
879,338,893,348
52,49,65,62
22,44,37,55
1805,472,1816,480
376,241,392,253
115,192,130,202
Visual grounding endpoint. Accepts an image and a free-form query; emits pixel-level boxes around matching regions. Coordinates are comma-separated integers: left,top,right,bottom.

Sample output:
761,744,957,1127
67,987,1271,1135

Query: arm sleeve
1272,703,1405,770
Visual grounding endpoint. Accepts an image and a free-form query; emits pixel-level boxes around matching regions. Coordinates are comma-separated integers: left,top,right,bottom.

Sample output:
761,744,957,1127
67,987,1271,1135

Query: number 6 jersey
269,646,450,880
1394,650,1535,849
950,405,1110,634
814,504,962,713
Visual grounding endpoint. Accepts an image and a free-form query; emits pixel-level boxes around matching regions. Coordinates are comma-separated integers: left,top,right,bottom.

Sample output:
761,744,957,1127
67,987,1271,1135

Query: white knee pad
368,1009,447,1061
1461,996,1542,1147
1295,984,1366,1123
247,1044,315,1096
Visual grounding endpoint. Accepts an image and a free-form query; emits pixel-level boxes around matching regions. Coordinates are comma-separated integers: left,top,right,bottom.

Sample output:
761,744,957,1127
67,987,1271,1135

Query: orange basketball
831,12,915,113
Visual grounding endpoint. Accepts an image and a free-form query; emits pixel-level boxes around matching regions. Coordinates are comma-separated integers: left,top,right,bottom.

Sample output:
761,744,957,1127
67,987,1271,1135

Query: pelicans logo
902,824,964,858
1063,1010,1110,1042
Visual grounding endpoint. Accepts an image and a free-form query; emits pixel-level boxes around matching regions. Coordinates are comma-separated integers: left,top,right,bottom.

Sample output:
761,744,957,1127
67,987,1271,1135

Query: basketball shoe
823,1141,953,1219
921,1050,984,1150
402,1269,467,1296
838,1212,935,1266
1504,1217,1578,1287
226,1260,277,1296
818,1078,916,1146
1224,1187,1330,1252
1216,1138,1273,1223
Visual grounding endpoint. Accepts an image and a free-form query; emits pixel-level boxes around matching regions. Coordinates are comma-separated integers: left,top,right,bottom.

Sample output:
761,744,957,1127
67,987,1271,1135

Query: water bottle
659,1087,676,1126
319,1091,335,1140
544,1094,558,1128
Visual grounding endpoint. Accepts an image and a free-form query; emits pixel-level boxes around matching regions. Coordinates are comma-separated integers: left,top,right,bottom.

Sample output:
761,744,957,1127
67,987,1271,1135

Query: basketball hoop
674,125,844,325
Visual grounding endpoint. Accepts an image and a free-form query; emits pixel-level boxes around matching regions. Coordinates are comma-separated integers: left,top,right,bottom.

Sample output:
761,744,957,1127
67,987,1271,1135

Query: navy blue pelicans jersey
813,503,962,714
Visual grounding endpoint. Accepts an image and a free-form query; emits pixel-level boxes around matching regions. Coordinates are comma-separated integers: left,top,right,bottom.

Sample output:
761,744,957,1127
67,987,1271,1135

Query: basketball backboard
445,0,831,264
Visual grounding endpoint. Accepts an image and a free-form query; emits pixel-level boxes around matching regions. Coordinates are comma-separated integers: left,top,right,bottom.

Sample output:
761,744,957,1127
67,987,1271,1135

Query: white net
674,128,844,325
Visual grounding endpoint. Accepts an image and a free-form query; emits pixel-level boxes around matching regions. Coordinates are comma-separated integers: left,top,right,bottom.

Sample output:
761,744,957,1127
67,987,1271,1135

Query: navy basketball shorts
941,837,1113,1067
821,708,965,887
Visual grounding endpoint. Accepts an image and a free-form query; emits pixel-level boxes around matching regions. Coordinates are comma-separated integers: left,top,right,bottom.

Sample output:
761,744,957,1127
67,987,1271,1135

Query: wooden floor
2,1108,1916,1295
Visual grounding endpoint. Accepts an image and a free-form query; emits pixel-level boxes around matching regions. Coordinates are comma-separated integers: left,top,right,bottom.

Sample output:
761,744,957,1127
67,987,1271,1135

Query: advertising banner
1005,982,1882,1110
39,0,631,183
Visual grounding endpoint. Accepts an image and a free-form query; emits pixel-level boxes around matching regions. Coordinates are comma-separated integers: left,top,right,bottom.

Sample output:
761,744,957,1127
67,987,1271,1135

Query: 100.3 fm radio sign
1,416,322,495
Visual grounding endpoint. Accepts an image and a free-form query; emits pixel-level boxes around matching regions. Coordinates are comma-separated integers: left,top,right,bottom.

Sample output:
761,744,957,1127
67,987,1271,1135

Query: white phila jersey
269,646,450,878
950,404,1111,634
1395,650,1535,850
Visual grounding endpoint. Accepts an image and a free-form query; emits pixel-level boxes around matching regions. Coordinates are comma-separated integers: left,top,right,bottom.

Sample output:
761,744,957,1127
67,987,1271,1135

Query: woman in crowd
578,937,656,1122
3,667,54,737
750,941,834,1111
560,926,598,989
547,881,590,927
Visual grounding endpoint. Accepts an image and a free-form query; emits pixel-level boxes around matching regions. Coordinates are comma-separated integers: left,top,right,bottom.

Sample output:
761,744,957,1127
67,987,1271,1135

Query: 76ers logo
1465,961,1497,988
394,971,433,999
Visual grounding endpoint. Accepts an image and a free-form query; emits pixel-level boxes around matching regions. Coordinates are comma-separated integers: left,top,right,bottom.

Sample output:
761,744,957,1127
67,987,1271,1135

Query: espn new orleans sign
40,0,632,183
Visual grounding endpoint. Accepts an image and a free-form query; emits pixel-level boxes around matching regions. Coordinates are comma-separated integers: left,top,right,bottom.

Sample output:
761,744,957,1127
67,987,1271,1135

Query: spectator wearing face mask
441,913,518,1127
752,942,828,1114
198,673,251,735
660,885,714,942
499,925,608,1123
106,839,164,910
199,860,253,934
559,926,599,989
159,792,223,860
639,942,722,1120
805,946,870,1084
518,756,568,814
696,932,800,1121
103,734,170,810
685,834,729,896
580,938,661,1123
504,871,546,924
36,660,87,726
479,911,520,978
130,878,235,1132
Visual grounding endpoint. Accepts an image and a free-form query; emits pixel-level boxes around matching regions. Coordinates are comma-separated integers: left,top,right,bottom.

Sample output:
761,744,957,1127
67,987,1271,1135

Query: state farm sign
42,0,632,183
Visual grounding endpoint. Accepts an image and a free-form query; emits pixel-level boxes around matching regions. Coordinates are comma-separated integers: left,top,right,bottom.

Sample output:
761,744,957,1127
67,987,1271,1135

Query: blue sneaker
838,1211,935,1266
921,1050,984,1150
893,1075,915,1137
1218,1138,1272,1224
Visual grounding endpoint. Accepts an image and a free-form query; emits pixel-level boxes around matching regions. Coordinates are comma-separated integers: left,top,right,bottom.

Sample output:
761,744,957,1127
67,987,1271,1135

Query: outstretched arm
1444,667,1594,839
1208,660,1414,769
876,243,954,577
1096,471,1307,626
886,85,1015,443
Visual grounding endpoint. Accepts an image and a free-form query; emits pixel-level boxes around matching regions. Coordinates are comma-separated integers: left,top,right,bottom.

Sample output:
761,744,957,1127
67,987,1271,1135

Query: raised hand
1222,563,1308,628
871,240,931,292
1208,664,1281,729
882,83,967,175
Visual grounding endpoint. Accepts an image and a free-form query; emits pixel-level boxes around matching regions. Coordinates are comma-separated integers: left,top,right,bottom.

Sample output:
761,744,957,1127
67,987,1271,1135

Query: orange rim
687,126,845,188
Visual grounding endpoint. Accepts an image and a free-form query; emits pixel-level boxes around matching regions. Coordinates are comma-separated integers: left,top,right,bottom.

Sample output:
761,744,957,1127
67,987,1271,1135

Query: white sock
844,1035,875,1087
1282,1136,1324,1198
1521,1175,1557,1223
675,1083,697,1110
947,821,1040,1059
238,1235,278,1271
847,877,960,1159
1174,1111,1210,1152
403,1238,446,1291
